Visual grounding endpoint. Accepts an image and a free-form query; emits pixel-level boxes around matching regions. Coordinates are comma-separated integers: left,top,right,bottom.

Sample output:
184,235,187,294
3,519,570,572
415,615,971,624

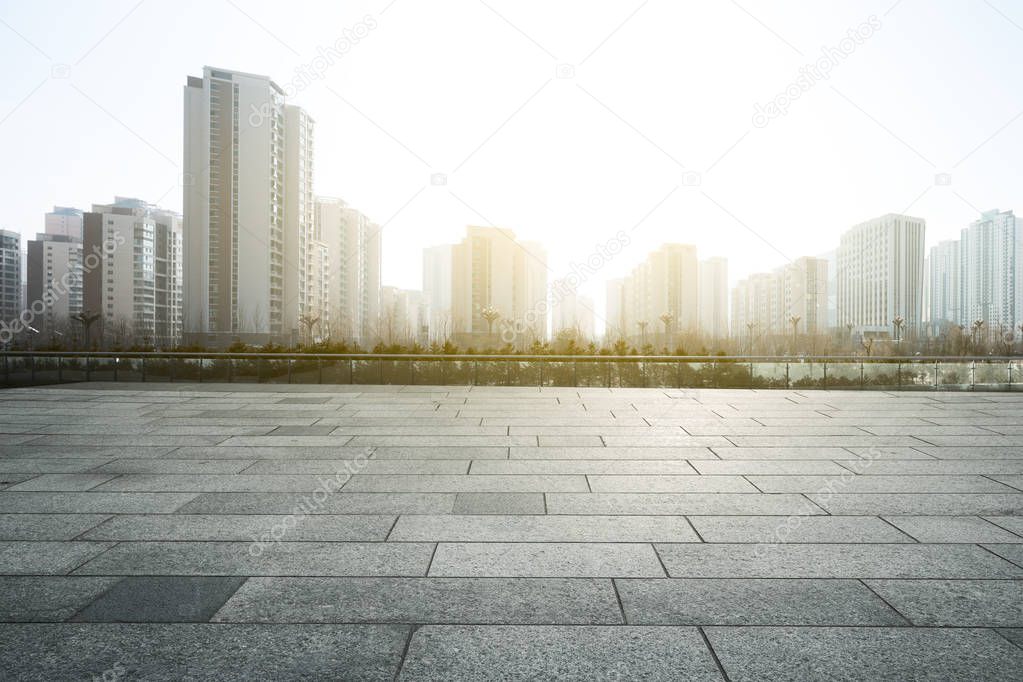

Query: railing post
859,362,864,389
58,357,63,383
934,361,938,390
227,359,233,383
30,355,35,384
785,362,790,389
822,361,827,389
410,359,415,386
971,361,976,391
169,358,175,383
897,362,901,390
606,360,611,388
349,358,354,384
85,356,91,382
141,357,146,383
113,357,118,382
287,359,293,384
473,360,478,386
748,362,753,388
317,357,322,384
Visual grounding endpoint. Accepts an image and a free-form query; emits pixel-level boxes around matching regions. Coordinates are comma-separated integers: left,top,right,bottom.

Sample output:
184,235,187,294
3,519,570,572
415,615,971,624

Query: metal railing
0,352,1020,390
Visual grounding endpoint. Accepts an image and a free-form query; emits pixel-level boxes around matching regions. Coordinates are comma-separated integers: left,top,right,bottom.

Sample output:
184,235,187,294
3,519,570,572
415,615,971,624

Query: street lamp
71,311,101,350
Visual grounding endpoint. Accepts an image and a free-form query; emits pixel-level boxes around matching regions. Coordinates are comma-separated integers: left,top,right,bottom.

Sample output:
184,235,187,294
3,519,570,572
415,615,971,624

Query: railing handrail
0,351,1016,362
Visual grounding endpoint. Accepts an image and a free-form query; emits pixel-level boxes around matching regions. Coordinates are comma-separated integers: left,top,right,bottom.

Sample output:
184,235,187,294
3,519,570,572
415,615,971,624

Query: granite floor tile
0,623,408,680
689,515,914,543
73,541,435,576
653,543,1023,578
547,493,823,516
452,493,545,514
0,513,110,540
705,626,1023,681
428,542,665,577
389,514,699,542
865,579,1023,626
212,577,623,624
397,625,721,681
0,576,120,621
81,514,395,541
617,578,906,625
343,474,589,493
807,493,1023,515
71,577,246,622
0,492,198,514
0,541,115,575
177,492,455,515
884,515,1023,542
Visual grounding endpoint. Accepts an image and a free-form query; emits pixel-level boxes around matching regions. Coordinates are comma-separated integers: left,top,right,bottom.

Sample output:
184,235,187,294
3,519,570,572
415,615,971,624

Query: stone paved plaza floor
0,383,1022,680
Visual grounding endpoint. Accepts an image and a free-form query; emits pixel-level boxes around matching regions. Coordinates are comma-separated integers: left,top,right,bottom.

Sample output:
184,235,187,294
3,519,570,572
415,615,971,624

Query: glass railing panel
142,357,172,382
899,361,935,390
113,357,143,382
610,361,644,388
788,361,825,388
231,358,261,383
575,361,609,387
89,357,119,381
351,358,379,384
824,362,861,388
440,360,474,385
1010,361,1023,391
936,362,972,390
31,356,60,385
974,360,1009,389
201,358,231,382
752,362,788,388
710,361,752,388
862,362,898,389
319,358,352,384
289,357,320,384
265,358,292,384
643,362,677,388
379,359,412,385
473,360,507,386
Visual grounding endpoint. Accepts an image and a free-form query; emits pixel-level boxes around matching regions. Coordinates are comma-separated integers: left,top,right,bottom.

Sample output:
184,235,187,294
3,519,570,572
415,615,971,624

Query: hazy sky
2,0,1022,332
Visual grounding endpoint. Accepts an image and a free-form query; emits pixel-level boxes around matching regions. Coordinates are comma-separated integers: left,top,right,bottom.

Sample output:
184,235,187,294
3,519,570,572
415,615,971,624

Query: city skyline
2,0,1022,336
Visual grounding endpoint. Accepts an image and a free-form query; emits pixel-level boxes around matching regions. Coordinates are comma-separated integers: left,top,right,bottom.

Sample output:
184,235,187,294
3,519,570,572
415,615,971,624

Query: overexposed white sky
2,0,1022,333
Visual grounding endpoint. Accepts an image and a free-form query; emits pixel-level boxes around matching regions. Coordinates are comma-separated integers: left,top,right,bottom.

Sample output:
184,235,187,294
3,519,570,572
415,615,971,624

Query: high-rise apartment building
927,239,960,333
730,257,827,340
0,230,22,329
552,289,595,341
836,213,926,338
44,207,83,240
608,244,698,344
183,66,314,345
449,226,548,345
698,256,728,339
423,244,454,341
314,197,381,344
27,207,85,338
959,209,1021,333
82,197,182,347
380,286,429,346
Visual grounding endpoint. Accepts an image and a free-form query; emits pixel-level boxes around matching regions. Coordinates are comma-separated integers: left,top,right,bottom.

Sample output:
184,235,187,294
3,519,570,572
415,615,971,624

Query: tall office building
698,256,728,339
959,209,1021,333
0,230,21,329
928,239,960,333
27,207,85,338
423,244,453,341
183,66,314,345
836,213,926,338
82,197,182,347
450,226,548,345
314,197,381,344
